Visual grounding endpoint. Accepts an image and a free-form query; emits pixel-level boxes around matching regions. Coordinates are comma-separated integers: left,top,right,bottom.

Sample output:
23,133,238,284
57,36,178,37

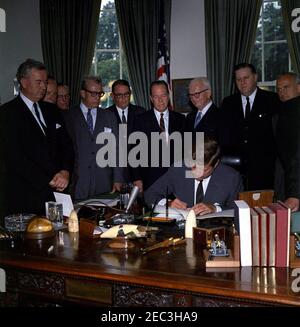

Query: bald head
276,72,300,102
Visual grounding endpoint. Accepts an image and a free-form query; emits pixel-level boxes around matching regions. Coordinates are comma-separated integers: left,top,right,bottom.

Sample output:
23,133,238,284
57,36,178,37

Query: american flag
156,4,172,101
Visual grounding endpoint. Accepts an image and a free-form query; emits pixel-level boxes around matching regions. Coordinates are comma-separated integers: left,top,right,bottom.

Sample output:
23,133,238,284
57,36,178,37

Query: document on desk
153,205,234,221
154,205,188,220
196,209,234,220
54,192,74,217
76,198,119,207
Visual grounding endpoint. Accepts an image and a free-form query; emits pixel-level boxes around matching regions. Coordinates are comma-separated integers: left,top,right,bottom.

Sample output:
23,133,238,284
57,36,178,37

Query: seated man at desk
144,136,243,215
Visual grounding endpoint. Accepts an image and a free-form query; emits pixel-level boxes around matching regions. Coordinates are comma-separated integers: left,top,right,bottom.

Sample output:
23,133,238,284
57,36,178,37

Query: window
251,0,291,91
91,0,129,108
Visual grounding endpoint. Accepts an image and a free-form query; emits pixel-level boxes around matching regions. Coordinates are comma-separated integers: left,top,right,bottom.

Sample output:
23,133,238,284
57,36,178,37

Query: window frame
253,0,291,89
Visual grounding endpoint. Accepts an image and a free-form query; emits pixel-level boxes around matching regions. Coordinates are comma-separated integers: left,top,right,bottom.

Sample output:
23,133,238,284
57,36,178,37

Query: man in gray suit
65,76,124,200
144,136,243,215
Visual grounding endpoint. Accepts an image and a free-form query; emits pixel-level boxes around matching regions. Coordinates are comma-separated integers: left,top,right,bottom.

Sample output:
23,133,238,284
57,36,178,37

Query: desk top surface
0,222,300,306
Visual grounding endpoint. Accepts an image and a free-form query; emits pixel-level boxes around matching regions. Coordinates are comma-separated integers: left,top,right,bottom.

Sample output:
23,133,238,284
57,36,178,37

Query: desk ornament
141,237,186,254
111,186,139,225
25,216,55,239
68,210,79,233
185,210,196,239
203,224,240,268
289,233,300,268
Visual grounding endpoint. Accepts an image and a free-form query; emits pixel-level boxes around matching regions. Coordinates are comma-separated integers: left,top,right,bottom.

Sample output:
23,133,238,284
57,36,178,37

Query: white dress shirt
116,106,128,122
241,88,257,118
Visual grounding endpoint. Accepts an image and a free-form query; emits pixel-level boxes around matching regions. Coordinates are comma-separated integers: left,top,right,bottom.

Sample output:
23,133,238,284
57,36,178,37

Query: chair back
238,190,274,207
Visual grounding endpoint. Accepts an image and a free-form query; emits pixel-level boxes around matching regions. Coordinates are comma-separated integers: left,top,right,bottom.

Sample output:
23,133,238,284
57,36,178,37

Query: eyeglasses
151,94,169,100
113,92,131,99
84,88,105,98
188,88,209,98
57,94,70,100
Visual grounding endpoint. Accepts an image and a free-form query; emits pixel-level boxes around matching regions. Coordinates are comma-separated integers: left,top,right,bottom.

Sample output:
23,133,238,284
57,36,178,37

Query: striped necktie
194,111,202,128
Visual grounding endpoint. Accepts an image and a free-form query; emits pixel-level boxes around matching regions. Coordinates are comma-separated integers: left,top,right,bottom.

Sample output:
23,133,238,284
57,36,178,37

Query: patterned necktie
160,113,165,132
33,102,46,132
196,180,204,204
245,97,251,120
194,111,202,128
122,110,127,124
86,109,94,134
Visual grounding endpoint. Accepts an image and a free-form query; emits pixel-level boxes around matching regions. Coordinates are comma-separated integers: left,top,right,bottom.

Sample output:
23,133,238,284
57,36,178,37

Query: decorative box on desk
79,218,101,239
203,234,240,268
193,226,240,268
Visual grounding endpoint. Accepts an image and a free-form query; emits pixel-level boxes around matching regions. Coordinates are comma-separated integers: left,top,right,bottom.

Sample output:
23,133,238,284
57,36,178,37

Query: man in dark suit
107,79,145,182
144,136,242,215
131,80,185,192
107,79,145,135
65,76,124,200
0,59,74,216
220,63,280,191
275,72,300,212
185,77,221,142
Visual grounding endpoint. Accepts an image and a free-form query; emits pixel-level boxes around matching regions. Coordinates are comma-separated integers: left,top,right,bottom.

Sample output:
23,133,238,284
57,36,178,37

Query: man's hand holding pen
167,198,216,216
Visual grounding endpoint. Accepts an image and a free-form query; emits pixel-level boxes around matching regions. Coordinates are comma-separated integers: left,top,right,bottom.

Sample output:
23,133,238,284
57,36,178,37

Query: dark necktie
196,180,204,204
245,97,251,120
122,110,127,124
33,102,46,132
160,113,165,132
86,109,94,134
194,111,202,128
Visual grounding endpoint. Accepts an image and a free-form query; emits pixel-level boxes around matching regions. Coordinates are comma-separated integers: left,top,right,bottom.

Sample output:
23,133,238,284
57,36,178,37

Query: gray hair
16,58,47,83
81,76,102,90
189,77,211,90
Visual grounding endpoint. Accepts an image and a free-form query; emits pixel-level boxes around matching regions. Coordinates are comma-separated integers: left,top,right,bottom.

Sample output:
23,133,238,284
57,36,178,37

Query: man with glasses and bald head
65,76,124,200
185,77,221,142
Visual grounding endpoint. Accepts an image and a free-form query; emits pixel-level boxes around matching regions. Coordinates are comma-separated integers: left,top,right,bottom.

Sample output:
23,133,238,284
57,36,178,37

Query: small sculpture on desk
68,210,79,233
208,233,229,257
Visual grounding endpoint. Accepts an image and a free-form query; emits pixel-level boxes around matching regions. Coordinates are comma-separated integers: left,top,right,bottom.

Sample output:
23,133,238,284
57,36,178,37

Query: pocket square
104,127,112,133
56,123,62,129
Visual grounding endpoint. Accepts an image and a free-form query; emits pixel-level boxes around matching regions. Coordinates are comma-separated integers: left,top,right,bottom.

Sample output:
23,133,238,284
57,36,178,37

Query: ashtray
5,213,35,232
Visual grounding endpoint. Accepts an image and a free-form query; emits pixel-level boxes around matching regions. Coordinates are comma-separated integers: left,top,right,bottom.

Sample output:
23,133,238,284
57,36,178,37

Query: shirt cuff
214,203,222,212
158,198,167,206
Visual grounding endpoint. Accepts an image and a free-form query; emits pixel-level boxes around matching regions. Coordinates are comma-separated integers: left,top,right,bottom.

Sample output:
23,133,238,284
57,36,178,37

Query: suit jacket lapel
112,105,122,124
75,105,93,135
186,176,195,206
94,108,104,134
149,109,160,132
127,104,134,129
18,97,46,138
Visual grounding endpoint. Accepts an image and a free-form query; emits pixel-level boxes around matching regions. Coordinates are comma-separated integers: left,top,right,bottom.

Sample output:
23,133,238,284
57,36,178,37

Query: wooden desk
0,227,299,307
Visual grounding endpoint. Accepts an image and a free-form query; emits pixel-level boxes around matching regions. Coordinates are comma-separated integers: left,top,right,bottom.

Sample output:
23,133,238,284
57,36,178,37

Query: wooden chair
238,190,274,207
